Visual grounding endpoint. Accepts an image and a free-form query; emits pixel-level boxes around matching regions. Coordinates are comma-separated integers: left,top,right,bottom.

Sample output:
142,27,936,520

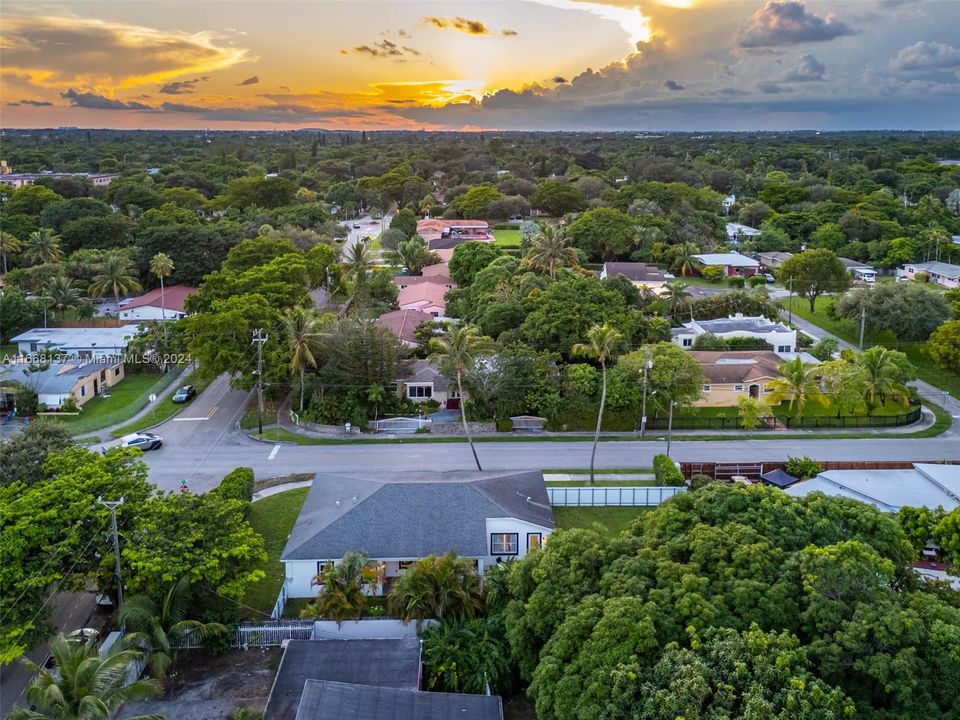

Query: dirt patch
117,648,282,720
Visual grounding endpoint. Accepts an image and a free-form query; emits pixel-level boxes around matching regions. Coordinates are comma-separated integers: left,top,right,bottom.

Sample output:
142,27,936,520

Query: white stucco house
117,285,197,321
671,314,797,353
280,471,555,599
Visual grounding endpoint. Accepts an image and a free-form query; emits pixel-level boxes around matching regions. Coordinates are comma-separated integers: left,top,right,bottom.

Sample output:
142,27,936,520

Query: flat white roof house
671,314,797,353
280,471,555,599
10,326,139,359
693,252,760,277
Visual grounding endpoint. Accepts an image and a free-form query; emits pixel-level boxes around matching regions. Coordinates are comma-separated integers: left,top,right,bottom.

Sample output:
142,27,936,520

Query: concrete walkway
252,479,313,502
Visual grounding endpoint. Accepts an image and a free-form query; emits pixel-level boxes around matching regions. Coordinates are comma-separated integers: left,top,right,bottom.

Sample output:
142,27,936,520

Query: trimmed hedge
214,466,255,505
653,454,685,486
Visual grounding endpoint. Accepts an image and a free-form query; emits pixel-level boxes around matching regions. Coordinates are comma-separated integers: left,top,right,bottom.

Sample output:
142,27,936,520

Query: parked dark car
172,385,196,403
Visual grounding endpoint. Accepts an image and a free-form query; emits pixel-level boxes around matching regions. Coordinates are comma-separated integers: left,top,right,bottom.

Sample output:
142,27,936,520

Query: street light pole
639,358,653,438
666,400,676,458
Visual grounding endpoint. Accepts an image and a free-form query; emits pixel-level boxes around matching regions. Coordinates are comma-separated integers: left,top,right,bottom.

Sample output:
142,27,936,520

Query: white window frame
702,384,712,393
491,533,518,555
734,384,744,392
407,384,433,399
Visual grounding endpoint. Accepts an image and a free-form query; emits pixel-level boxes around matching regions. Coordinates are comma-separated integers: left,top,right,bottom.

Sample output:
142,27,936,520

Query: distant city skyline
2,0,958,131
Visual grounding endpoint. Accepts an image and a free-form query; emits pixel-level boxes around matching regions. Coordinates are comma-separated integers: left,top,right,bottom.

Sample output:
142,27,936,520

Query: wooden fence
681,459,960,480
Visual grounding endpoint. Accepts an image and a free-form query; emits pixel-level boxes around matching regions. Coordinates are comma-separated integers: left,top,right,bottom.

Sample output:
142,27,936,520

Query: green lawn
493,229,521,247
47,371,179,434
0,344,19,360
243,487,309,618
109,370,213,437
783,294,960,398
554,506,649,538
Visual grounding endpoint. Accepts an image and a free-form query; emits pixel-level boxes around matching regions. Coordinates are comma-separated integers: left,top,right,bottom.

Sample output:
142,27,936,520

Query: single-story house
725,223,761,244
397,359,457,407
671,314,796,353
117,285,197,321
693,252,760,277
280,470,555,599
392,264,455,291
397,282,449,318
416,219,494,251
264,639,501,720
786,463,960,512
0,359,124,411
689,350,785,407
10,326,139,360
376,309,433,347
758,251,793,270
837,257,877,283
599,262,667,291
897,261,960,289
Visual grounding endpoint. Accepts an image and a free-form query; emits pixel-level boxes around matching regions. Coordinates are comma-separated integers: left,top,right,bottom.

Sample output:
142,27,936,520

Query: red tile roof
376,309,433,344
121,285,197,314
397,282,449,313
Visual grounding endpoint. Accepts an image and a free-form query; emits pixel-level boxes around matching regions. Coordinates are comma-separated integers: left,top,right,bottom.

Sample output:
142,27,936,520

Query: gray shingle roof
295,680,502,720
0,361,117,395
908,261,960,279
281,471,554,562
694,316,791,334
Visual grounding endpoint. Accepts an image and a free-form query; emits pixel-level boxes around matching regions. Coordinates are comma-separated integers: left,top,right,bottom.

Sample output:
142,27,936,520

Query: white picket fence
547,485,686,507
173,620,314,649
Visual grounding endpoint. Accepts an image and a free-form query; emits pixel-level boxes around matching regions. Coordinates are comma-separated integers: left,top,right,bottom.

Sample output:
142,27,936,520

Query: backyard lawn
553,506,649,538
493,228,521,247
243,487,309,617
46,371,177,434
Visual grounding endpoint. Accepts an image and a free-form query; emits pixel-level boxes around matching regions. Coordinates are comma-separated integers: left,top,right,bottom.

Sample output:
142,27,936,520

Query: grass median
109,370,213,438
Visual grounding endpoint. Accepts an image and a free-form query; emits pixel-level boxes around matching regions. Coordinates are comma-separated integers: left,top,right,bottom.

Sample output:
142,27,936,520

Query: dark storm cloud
342,40,422,58
237,76,260,86
663,80,685,91
10,99,54,107
61,89,152,110
158,77,210,95
738,1,855,48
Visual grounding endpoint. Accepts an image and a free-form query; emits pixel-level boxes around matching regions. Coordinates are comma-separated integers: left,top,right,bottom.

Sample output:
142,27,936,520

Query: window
777,345,791,353
316,561,332,576
702,384,712,393
491,533,518,555
80,386,86,397
527,533,542,551
114,368,121,377
407,385,432,399
682,338,692,347
734,384,743,392
100,370,106,382
398,560,415,571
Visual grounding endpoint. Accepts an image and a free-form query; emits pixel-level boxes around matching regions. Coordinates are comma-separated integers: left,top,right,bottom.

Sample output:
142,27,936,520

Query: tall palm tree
0,231,21,273
10,633,162,720
767,356,826,415
387,552,483,631
23,228,63,266
283,307,328,412
662,280,692,320
859,346,909,413
343,239,372,296
387,236,438,275
88,252,142,308
148,253,175,321
670,241,699,276
526,224,578,279
302,551,378,625
571,324,624,483
429,325,491,471
119,576,227,680
44,276,82,320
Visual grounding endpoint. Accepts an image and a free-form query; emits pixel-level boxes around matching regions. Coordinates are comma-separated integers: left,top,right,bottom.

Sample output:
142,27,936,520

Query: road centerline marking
268,444,281,460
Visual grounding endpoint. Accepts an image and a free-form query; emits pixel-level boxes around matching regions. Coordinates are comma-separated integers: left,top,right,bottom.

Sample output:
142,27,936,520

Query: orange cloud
421,16,490,35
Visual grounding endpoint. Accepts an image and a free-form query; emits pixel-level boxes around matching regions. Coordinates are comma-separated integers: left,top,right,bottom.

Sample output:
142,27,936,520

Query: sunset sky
2,0,958,130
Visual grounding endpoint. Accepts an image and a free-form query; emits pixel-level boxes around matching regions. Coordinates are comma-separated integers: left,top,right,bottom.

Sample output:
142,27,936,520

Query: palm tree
859,346,909,414
302,551,378,625
44,276,82,320
670,241,699,276
526,224,578,279
387,236,438,275
119,576,227,680
23,228,63,266
571,324,624,483
367,384,386,423
0,231,21,273
767,356,826,415
343,239,372,295
387,552,483,631
10,633,162,720
149,253,175,321
429,325,491,471
88,252,142,308
662,280,692,319
283,307,328,412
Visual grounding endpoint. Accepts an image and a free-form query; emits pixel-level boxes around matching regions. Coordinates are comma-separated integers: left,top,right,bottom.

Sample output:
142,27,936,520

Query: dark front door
749,384,759,398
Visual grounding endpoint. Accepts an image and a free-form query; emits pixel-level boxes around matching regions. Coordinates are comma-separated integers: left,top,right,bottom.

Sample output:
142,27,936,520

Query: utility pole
787,277,794,325
859,304,867,351
97,497,125,610
252,328,268,435
639,357,653,438
666,400,676,458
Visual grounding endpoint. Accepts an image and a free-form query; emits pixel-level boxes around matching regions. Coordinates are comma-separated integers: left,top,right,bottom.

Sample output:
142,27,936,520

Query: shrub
749,274,767,287
785,455,822,480
689,473,713,490
59,396,79,413
214,467,255,505
653,454,685,486
728,276,746,288
701,266,726,283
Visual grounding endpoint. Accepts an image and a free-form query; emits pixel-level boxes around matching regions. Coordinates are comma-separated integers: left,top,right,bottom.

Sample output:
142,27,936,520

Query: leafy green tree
0,420,73,487
779,249,850,313
737,395,766,436
389,207,418,238
621,342,705,416
301,551,378,624
284,306,329,412
221,176,296,208
525,224,578,279
530,181,588,216
453,185,502,218
23,228,64,266
836,283,950,349
927,320,960,375
933,508,960,565
137,223,241,286
810,337,840,361
120,576,228,678
60,214,131,253
768,356,826,414
429,325,492,471
379,227,407,250
222,235,299,275
9,633,162,720
898,506,943,556
88,251,142,307
661,280,692,318
0,231,21,273
387,552,484,629
43,275,82,320
571,324,624,483
422,616,516,695
39,197,111,232
567,207,636,260
448,242,503,286
858,346,911,412
7,184,63,216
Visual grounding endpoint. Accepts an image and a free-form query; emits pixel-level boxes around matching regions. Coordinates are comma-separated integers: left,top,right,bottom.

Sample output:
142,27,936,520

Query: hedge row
653,454,685,486
213,466,255,506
